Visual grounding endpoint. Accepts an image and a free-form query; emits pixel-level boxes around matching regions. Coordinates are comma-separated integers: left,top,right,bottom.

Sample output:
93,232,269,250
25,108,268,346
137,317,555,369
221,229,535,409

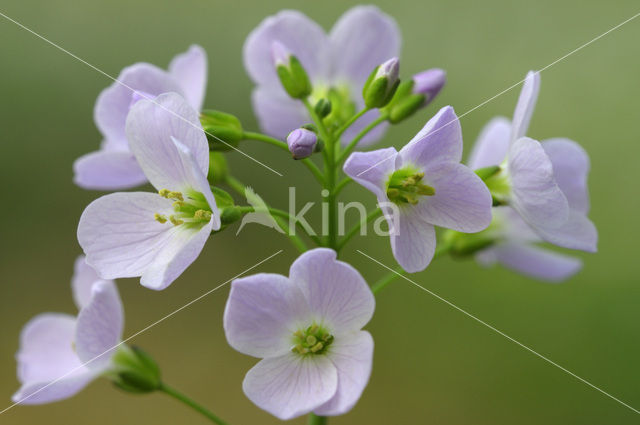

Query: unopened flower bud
386,68,446,124
200,110,243,151
207,152,228,184
220,206,242,225
271,41,312,99
314,98,332,118
287,128,317,159
362,57,400,109
443,229,495,258
412,68,446,103
110,345,161,394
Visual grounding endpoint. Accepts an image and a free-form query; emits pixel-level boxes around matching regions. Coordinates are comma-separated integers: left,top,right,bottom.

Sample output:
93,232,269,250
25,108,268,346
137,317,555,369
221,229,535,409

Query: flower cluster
13,4,597,424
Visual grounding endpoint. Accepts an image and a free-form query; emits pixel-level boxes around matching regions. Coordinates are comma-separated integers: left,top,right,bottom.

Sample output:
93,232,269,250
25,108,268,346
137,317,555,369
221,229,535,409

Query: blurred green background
1,0,639,423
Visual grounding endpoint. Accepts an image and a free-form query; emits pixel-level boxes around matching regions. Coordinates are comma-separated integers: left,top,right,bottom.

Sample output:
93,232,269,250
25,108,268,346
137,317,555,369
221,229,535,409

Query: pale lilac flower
74,45,207,190
475,207,582,282
224,249,375,420
287,128,318,159
13,257,123,404
244,6,401,145
344,106,493,272
468,72,597,252
78,93,220,290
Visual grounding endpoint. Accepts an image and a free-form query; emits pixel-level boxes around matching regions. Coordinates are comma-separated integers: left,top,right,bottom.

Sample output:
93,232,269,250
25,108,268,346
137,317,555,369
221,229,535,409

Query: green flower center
483,169,511,205
386,167,436,205
154,189,213,228
311,84,356,132
291,324,334,356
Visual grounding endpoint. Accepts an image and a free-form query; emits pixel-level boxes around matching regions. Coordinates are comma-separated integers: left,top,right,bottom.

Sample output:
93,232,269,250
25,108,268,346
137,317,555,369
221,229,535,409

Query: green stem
336,115,387,165
308,413,327,425
371,266,405,294
336,209,383,251
224,176,308,252
371,243,452,294
303,98,338,250
334,107,369,140
333,177,352,196
243,131,324,184
158,382,229,425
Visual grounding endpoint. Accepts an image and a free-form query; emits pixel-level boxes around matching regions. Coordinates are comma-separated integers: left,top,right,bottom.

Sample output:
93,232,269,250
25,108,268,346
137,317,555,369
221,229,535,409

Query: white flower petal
224,273,309,358
73,149,147,190
467,117,511,169
289,249,375,335
415,162,493,232
390,210,436,273
71,255,111,310
486,242,582,282
398,106,463,170
94,63,183,146
243,10,330,87
140,220,213,290
343,147,398,199
329,5,400,88
168,45,208,111
243,353,338,420
508,137,569,229
314,331,374,416
511,71,540,143
542,138,590,213
532,210,598,252
125,92,209,191
13,314,95,405
75,281,124,370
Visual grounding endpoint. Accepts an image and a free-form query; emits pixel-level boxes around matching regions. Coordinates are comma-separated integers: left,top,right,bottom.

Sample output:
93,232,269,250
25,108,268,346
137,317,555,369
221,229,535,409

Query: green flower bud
207,152,228,184
271,41,312,99
110,346,161,394
200,110,243,151
220,206,243,225
443,229,496,258
362,57,400,109
314,98,332,118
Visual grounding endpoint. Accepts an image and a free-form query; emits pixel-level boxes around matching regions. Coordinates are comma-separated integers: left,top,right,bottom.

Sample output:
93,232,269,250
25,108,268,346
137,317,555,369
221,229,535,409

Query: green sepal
207,152,228,184
475,165,501,181
109,345,161,394
200,110,243,151
220,206,243,225
210,186,234,209
383,80,426,124
276,56,312,99
443,230,497,258
362,65,400,109
301,123,318,133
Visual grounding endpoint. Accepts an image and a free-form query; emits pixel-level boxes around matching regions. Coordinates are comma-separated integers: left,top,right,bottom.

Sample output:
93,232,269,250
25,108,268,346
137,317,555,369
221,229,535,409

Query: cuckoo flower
74,45,207,190
13,257,123,404
344,106,493,272
244,6,404,145
224,249,375,420
474,207,583,282
78,93,221,290
468,73,597,252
